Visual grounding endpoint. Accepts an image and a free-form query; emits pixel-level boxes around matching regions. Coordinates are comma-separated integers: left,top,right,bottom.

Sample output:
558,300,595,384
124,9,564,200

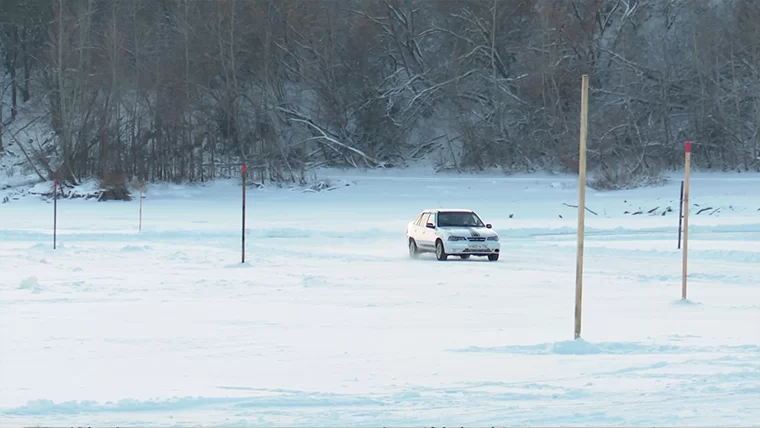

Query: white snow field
1,168,759,426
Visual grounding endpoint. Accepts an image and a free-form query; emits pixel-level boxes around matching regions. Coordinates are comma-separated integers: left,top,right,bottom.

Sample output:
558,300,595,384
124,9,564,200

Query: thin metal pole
677,180,684,249
242,164,247,264
139,183,143,232
53,181,58,249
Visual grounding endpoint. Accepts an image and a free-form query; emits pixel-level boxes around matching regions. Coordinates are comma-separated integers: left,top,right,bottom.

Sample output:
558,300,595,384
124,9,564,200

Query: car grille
467,237,486,242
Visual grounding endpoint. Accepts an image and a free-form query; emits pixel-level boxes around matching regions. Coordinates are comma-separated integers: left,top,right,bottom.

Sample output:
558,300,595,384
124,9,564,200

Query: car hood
439,227,498,238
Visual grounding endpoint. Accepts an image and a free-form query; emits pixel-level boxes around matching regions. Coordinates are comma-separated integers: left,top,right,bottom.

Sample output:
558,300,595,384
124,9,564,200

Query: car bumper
445,241,500,255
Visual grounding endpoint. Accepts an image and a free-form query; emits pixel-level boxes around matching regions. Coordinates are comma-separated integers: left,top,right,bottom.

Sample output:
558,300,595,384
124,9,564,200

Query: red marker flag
685,141,692,153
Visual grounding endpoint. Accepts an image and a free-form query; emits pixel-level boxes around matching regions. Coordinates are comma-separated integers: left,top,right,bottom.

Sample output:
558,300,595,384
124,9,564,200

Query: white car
406,209,500,261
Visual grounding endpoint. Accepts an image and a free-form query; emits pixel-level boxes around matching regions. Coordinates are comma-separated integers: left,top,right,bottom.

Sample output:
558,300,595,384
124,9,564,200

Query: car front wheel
435,240,448,261
488,254,499,261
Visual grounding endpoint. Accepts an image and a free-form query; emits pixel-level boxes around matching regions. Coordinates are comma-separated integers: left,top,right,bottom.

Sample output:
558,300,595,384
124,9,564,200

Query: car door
419,212,435,249
409,212,425,241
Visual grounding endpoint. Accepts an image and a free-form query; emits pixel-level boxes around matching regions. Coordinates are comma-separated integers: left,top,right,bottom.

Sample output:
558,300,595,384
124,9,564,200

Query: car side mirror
426,222,436,229
486,223,492,229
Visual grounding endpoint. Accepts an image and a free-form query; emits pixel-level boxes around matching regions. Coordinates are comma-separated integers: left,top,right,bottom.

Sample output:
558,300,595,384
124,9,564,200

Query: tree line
1,0,759,188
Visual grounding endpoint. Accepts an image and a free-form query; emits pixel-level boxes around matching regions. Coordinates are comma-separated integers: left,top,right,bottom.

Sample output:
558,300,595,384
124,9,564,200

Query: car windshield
437,211,485,227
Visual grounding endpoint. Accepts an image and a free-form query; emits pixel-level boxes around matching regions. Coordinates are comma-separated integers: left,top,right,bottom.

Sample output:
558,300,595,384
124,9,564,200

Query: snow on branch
276,107,383,168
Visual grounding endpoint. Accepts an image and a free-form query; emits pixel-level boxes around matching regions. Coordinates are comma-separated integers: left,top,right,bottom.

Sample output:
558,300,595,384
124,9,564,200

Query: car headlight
448,236,467,241
487,236,499,241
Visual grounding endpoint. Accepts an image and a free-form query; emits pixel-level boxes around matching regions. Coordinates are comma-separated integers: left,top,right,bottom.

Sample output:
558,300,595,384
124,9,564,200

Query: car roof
423,208,475,213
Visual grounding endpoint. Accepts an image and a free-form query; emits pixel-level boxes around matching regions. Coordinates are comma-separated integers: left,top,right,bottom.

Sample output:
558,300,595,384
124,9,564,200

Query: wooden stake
53,180,58,250
139,183,143,232
682,142,692,300
575,74,589,340
242,164,247,264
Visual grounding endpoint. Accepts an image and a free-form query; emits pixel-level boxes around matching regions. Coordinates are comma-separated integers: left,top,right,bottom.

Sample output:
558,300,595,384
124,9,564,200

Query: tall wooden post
242,164,247,264
682,141,692,300
575,74,589,340
53,180,58,250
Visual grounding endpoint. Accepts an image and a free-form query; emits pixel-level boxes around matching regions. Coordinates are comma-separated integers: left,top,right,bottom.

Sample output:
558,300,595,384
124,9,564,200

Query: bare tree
0,0,757,186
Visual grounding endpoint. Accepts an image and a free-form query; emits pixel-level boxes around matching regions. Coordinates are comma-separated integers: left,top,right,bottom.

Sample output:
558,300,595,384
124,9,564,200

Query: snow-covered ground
1,168,759,426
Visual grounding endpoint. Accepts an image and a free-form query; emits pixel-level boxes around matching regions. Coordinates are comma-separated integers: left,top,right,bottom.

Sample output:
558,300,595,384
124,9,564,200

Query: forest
1,0,759,189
